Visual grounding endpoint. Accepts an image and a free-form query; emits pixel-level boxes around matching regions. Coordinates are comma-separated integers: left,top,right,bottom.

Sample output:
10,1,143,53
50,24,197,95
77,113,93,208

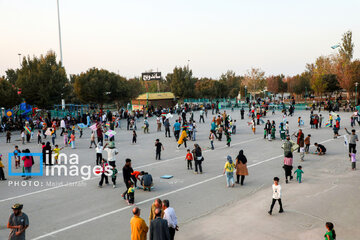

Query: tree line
0,31,359,109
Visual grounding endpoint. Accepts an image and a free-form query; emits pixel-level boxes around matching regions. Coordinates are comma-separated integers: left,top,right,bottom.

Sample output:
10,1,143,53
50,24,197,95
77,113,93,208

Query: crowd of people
3,99,357,239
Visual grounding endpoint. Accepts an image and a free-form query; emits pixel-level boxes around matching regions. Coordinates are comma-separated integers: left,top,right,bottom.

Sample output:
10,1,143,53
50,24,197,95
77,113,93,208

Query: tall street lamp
57,0,63,64
18,53,21,66
355,82,358,106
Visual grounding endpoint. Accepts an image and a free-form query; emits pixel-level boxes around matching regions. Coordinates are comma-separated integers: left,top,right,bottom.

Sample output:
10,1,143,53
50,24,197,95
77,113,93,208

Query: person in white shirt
268,177,284,215
162,200,178,240
104,142,118,167
95,142,103,165
60,119,66,136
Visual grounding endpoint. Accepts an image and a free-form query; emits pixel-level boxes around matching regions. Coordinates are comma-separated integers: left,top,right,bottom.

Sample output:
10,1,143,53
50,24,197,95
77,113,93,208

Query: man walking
268,177,284,215
163,200,178,240
150,208,170,240
199,108,205,123
130,207,148,240
7,203,29,240
164,119,171,137
173,120,181,141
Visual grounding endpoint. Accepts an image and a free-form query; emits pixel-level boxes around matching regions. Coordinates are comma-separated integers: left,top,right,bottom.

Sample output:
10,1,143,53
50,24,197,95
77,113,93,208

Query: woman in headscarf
235,150,249,185
192,144,203,174
42,142,52,165
223,155,235,187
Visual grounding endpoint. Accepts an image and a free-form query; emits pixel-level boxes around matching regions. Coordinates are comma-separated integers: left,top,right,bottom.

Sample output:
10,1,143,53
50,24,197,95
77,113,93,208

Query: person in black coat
42,142,52,165
150,208,170,240
121,158,135,200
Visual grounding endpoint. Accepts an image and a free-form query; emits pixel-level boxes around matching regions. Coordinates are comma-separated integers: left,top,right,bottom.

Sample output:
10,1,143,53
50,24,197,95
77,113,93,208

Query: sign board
142,72,161,81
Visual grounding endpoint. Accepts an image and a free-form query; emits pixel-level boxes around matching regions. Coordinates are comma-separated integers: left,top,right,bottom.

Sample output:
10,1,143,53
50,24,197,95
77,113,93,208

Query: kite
24,126,31,134
105,130,116,138
89,124,97,131
77,123,87,129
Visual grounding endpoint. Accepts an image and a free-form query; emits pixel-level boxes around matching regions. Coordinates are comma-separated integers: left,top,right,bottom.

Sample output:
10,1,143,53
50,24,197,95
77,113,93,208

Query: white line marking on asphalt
30,153,282,240
0,137,261,203
30,135,340,239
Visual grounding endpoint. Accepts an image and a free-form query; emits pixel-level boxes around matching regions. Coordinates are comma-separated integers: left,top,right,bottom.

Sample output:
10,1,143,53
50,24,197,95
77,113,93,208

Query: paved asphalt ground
0,109,359,239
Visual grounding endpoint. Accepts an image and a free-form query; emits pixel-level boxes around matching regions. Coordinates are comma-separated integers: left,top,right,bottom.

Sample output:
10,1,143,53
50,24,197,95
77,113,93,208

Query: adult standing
42,142,52,165
149,199,164,222
345,128,358,154
192,144,203,174
283,154,293,184
235,150,248,185
60,118,65,136
130,207,148,240
282,136,293,158
265,120,271,139
150,208,170,240
122,159,135,200
199,108,205,123
162,200,178,240
164,119,171,138
173,120,181,141
295,129,304,153
104,142,118,167
240,107,245,119
96,121,103,145
7,203,29,240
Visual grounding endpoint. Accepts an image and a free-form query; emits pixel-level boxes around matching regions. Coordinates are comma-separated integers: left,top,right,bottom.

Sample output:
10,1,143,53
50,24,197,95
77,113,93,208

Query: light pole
305,86,307,105
57,0,63,64
244,86,247,101
18,53,21,66
355,82,358,106
187,60,190,69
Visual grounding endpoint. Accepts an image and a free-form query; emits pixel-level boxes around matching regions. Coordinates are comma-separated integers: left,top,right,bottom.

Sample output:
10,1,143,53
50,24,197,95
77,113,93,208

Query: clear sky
1,0,359,79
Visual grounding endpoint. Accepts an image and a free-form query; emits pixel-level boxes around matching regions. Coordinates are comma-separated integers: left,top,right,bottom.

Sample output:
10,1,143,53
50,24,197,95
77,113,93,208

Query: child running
52,145,64,164
294,166,304,183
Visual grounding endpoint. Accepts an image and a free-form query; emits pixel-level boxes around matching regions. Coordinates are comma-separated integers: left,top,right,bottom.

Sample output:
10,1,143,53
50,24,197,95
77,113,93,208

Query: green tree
167,66,197,99
15,51,69,108
219,70,242,98
323,74,341,94
0,77,21,108
73,68,129,106
5,69,18,85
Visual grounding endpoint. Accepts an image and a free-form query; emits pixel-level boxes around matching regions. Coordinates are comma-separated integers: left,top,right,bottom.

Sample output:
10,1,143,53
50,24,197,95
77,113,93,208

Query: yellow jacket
0,160,4,168
149,203,164,222
130,215,148,240
177,130,187,145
